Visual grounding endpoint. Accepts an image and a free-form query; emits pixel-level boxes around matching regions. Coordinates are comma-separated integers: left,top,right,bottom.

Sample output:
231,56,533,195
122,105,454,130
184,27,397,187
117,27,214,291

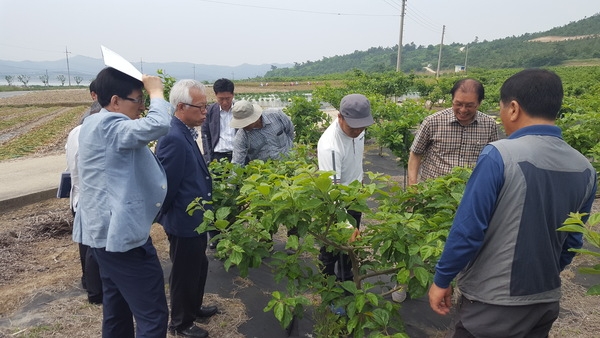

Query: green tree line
265,13,600,77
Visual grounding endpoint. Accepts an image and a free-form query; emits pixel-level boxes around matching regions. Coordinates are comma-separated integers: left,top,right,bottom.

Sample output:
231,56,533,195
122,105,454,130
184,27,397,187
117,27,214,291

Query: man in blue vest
429,69,597,337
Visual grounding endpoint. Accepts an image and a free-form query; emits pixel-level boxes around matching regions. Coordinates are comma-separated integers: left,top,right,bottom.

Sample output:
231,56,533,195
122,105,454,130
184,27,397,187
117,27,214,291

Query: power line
405,4,440,33
380,0,401,11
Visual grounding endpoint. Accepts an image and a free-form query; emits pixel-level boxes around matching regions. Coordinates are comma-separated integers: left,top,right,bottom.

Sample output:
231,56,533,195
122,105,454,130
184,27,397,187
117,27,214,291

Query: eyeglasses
452,101,478,109
122,97,145,105
183,102,209,110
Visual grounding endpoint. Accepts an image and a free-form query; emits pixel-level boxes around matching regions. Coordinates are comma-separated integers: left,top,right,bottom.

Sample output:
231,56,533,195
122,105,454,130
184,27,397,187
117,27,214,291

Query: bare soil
0,199,248,338
0,89,599,337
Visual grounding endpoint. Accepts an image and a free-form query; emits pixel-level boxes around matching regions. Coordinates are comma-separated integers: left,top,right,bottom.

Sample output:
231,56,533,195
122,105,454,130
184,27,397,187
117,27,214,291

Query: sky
0,0,597,67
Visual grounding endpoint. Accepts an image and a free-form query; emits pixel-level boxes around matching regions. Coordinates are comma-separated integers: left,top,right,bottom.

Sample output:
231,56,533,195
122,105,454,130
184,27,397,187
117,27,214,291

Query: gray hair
169,79,206,107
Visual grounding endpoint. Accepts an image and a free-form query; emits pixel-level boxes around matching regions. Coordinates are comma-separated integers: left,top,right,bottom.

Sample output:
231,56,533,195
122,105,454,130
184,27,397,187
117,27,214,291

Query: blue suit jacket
156,117,213,237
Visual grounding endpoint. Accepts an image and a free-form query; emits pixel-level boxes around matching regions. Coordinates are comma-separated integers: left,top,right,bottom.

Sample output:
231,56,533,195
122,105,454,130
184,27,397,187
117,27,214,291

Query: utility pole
435,25,445,79
464,43,469,75
193,64,196,80
396,0,406,72
140,58,144,73
65,46,71,86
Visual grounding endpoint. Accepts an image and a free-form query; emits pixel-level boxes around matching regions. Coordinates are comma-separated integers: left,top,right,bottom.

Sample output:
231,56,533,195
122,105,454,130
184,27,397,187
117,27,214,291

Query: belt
214,151,232,155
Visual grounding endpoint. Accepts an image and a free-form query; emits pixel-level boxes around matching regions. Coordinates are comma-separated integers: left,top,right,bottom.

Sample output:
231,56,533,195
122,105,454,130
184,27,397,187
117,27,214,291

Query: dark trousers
91,237,168,338
450,295,559,338
167,233,209,330
73,209,103,304
319,210,362,282
78,243,103,303
212,151,232,162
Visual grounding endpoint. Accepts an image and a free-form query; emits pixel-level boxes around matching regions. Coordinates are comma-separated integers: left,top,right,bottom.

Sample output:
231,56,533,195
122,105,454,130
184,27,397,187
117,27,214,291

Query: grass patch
0,106,85,160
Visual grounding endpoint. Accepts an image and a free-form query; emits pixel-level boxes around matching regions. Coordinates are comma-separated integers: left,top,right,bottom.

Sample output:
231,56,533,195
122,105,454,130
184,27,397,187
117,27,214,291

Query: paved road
0,91,30,98
0,154,65,210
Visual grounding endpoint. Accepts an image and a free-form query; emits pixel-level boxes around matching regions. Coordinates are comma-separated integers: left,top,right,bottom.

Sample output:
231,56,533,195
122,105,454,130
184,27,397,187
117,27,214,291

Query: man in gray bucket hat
230,100,294,165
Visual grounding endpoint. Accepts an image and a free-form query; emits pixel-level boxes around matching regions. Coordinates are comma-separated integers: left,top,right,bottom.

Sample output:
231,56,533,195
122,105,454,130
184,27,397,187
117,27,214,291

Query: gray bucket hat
230,100,263,128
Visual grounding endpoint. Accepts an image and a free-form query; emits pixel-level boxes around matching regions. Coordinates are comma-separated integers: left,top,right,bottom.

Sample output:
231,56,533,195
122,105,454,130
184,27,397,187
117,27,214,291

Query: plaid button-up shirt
410,108,499,181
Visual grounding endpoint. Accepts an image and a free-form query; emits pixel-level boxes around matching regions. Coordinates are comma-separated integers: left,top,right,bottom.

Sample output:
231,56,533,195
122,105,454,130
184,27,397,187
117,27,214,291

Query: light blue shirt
73,99,173,252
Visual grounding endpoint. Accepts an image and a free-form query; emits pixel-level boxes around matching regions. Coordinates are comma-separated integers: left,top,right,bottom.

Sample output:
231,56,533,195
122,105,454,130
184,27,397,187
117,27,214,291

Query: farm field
0,88,599,337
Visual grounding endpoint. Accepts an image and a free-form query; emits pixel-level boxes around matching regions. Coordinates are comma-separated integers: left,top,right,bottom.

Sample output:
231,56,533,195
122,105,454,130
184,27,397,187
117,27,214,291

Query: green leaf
557,224,586,233
328,189,341,200
215,207,231,220
214,219,230,230
347,315,360,333
273,302,285,322
419,245,436,261
372,308,390,327
413,266,430,286
230,250,243,265
571,248,600,257
355,294,366,312
366,292,379,307
588,213,600,227
586,284,600,296
315,175,332,192
341,280,358,294
578,267,600,274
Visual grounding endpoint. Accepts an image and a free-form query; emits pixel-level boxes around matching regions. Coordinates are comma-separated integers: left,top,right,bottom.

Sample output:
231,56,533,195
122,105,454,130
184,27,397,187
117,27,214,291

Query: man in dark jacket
201,78,235,163
156,79,218,338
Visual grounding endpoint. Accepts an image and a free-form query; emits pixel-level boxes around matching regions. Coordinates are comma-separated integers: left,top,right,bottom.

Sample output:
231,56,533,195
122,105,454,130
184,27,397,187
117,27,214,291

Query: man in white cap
316,93,374,282
230,100,294,165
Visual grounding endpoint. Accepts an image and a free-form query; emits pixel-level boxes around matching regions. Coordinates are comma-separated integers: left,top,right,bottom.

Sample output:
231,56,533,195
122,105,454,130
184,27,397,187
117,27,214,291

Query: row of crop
0,106,86,160
0,106,65,133
0,106,29,119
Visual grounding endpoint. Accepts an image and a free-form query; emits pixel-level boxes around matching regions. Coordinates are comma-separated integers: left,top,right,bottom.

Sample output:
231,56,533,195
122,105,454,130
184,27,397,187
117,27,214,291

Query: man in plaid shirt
407,78,499,185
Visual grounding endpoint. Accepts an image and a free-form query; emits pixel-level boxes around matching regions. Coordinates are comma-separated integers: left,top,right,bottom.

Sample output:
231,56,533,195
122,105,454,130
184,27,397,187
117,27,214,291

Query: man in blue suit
156,79,218,338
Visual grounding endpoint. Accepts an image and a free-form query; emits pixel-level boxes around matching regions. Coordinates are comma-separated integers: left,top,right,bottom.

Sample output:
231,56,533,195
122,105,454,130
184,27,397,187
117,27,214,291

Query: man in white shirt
201,78,236,163
317,94,374,281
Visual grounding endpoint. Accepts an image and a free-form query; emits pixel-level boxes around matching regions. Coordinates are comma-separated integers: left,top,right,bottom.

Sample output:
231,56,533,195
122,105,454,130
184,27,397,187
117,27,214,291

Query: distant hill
0,56,292,86
265,13,600,78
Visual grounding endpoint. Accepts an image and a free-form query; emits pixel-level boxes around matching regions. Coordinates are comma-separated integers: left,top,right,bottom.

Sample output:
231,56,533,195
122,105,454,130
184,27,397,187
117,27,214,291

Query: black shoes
196,305,218,318
169,324,208,338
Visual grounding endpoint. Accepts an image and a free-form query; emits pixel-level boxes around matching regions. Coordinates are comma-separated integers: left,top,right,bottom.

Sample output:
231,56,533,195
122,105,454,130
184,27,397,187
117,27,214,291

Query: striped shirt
232,109,294,165
410,108,498,181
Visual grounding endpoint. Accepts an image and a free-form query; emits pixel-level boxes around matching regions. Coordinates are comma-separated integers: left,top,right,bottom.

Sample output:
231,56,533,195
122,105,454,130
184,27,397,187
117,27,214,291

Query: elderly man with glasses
155,79,218,338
